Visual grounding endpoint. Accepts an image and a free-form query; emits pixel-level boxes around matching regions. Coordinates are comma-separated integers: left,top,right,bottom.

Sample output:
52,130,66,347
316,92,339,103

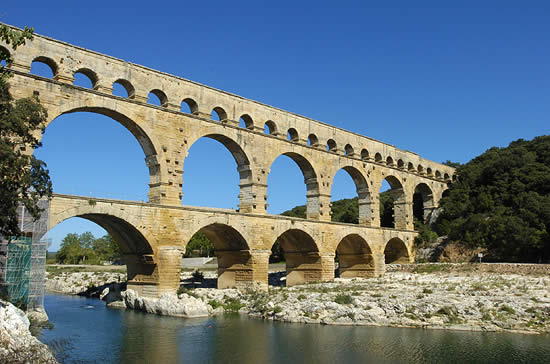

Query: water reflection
41,294,550,364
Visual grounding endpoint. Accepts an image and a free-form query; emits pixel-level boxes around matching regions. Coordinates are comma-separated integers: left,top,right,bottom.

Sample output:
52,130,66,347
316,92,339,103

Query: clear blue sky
3,1,549,250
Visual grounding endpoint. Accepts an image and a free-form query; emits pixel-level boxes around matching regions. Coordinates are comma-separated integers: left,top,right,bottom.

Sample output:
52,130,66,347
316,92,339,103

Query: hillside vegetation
434,136,550,263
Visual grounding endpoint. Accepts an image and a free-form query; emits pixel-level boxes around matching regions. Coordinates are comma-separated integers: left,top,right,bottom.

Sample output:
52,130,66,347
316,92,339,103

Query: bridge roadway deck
49,194,416,296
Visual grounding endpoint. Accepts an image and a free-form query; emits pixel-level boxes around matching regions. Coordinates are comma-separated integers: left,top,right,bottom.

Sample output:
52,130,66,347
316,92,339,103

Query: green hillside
434,136,550,263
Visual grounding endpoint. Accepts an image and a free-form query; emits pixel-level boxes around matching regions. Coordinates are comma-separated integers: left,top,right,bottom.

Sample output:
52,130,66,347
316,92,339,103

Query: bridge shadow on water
179,271,288,288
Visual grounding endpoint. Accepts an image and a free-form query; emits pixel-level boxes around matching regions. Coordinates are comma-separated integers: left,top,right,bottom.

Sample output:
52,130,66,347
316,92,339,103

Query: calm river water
39,293,549,364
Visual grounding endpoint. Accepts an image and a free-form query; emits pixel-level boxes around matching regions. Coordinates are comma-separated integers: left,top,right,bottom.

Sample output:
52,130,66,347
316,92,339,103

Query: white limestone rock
0,299,57,363
121,289,210,318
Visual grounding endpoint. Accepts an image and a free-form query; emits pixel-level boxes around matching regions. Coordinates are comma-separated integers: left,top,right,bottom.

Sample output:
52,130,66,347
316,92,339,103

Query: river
38,293,550,363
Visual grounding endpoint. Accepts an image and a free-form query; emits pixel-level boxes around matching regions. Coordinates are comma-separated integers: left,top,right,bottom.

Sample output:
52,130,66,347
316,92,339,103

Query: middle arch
271,228,321,286
183,133,254,212
331,166,372,225
267,152,322,220
188,223,251,289
336,234,379,278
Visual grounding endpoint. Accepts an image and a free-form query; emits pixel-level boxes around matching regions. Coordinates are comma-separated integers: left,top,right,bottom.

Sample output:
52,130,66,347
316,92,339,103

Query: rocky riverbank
0,299,57,363
45,265,550,335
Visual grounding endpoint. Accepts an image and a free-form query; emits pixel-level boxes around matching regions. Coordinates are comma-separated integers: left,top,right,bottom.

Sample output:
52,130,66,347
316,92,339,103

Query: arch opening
0,45,10,66
379,176,406,229
239,114,254,129
112,79,135,99
182,134,251,211
48,214,155,293
211,107,227,122
397,159,404,169
408,162,415,171
264,120,278,135
73,68,98,89
307,134,318,146
148,89,168,107
185,223,250,289
270,229,319,287
181,98,198,114
344,144,354,156
386,156,394,166
336,234,376,278
30,56,57,78
384,237,410,264
37,109,157,202
375,153,382,163
413,183,435,224
267,152,320,219
287,128,299,142
327,139,337,152
331,167,372,225
360,149,369,160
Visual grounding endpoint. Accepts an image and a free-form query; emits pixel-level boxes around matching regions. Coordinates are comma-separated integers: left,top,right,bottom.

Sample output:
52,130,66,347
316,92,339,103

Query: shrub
209,299,222,309
223,297,244,312
334,294,353,305
192,270,204,281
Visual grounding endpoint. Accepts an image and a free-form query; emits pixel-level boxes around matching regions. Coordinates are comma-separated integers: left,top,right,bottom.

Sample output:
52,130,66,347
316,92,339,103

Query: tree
185,232,214,257
93,234,121,262
0,24,52,238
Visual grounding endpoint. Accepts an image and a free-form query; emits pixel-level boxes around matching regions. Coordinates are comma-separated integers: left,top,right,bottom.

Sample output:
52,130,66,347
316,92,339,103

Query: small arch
287,128,299,142
30,56,58,78
375,153,382,163
360,149,369,160
271,228,319,286
0,45,10,66
426,167,433,176
264,120,278,135
407,162,415,171
112,79,135,98
336,234,376,278
397,159,404,169
435,170,442,179
181,98,198,114
384,238,410,264
417,165,424,174
73,68,98,89
386,156,394,166
239,114,254,129
444,173,450,181
327,139,337,152
307,134,319,146
148,89,168,107
208,107,226,121
344,144,354,156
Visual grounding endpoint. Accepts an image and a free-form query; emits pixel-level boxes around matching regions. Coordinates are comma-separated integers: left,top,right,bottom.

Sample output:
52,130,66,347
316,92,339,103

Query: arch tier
50,194,416,296
8,69,450,226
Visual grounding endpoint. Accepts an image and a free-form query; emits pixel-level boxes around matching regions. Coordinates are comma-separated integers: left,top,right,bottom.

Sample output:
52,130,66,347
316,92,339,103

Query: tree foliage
185,232,214,257
56,232,121,264
435,136,550,262
0,24,52,238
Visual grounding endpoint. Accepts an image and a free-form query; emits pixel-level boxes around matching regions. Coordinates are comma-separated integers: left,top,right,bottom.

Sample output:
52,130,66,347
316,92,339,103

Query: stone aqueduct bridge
2,26,455,296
